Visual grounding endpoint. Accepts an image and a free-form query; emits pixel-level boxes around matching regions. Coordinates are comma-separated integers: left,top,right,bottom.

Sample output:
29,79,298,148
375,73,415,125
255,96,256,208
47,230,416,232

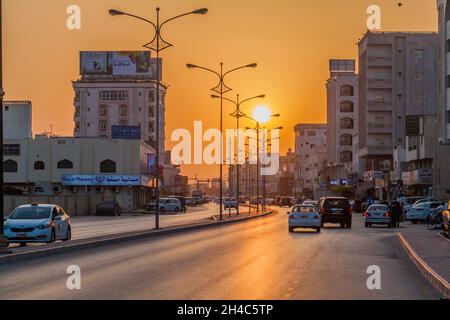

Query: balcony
367,78,393,89
367,123,393,133
359,145,393,157
367,101,393,112
367,56,393,67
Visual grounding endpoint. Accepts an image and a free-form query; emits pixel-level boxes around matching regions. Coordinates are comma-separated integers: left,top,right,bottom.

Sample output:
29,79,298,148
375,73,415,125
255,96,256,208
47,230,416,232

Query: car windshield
414,202,429,208
293,206,316,213
9,207,51,220
325,199,349,207
405,198,421,205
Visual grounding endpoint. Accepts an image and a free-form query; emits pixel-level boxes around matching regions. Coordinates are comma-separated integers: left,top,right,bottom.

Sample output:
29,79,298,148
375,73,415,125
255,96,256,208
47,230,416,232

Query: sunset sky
3,0,437,179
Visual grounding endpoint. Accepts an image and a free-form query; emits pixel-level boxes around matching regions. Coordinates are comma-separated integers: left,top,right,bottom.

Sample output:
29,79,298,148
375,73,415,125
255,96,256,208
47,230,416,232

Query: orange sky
3,0,437,179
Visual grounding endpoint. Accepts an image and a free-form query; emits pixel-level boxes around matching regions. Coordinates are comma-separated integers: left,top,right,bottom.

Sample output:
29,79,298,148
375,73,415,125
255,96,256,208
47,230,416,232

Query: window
149,122,155,133
119,120,128,126
340,151,353,163
4,159,18,173
99,120,107,132
149,107,155,118
75,91,81,102
57,159,74,169
100,159,116,173
99,91,128,101
299,130,305,136
414,49,424,58
307,131,316,137
340,134,353,146
375,94,385,101
149,90,156,102
340,85,354,97
99,105,107,116
415,94,424,103
340,117,354,129
340,101,354,113
120,105,128,116
34,161,45,170
415,72,424,80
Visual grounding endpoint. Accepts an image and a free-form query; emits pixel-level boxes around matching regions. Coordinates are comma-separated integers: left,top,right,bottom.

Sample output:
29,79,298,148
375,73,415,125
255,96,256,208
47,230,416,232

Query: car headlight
37,223,51,230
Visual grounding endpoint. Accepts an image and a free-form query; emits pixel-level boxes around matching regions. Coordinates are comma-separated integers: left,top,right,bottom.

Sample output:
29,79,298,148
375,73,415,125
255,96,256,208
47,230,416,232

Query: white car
406,201,443,223
224,198,238,210
146,198,182,213
403,198,440,213
288,205,321,233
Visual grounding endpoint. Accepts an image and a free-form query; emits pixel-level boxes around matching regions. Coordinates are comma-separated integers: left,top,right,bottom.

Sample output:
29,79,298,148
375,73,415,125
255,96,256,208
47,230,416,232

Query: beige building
326,59,359,182
358,31,439,198
3,135,155,216
294,124,327,198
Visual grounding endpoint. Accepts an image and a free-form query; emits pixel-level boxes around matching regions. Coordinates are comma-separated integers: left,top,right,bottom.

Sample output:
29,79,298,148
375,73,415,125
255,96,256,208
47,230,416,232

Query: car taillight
384,211,391,217
364,211,369,217
321,208,325,214
349,207,353,215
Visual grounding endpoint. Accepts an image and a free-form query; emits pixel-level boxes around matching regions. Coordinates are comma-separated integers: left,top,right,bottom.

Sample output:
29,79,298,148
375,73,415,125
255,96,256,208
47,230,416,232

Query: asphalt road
0,208,440,300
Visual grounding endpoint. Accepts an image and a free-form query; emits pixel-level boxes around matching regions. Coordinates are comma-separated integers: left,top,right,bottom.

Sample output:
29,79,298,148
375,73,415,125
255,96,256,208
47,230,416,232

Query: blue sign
147,154,156,175
62,175,141,186
111,125,141,140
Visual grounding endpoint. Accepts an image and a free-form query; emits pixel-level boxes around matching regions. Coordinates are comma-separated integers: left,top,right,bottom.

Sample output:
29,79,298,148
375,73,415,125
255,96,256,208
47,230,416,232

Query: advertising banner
111,125,142,140
147,154,156,176
62,175,141,186
80,52,108,74
110,51,152,76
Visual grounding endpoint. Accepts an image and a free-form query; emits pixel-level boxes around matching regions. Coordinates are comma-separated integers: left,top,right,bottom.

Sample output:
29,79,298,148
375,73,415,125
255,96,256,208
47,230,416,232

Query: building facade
436,0,450,198
358,31,439,198
326,59,359,182
294,124,327,198
73,52,166,161
3,135,155,215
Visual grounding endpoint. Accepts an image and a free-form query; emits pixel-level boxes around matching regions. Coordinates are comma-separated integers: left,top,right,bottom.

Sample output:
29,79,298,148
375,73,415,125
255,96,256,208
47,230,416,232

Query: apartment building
325,59,359,182
294,124,327,198
358,31,439,192
73,51,166,161
2,101,32,140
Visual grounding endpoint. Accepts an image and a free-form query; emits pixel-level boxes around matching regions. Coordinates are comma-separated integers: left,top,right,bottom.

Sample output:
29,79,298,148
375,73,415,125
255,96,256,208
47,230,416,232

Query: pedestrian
390,201,402,228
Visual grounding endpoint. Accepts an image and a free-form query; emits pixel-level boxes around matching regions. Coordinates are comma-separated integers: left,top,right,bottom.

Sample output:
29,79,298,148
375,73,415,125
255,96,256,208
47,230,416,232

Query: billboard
62,175,141,186
3,144,20,156
111,125,142,140
80,52,108,74
80,51,152,77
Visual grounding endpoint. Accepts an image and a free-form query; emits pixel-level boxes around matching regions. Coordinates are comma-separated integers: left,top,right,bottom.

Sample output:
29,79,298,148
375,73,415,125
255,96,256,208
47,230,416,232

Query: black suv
317,197,352,229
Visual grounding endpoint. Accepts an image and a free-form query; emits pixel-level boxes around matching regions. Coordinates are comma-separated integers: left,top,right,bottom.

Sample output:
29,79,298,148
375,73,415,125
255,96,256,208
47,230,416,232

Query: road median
0,209,275,266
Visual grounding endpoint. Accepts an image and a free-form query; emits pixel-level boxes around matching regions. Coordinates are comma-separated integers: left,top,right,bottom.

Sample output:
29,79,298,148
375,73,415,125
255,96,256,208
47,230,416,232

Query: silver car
364,204,392,228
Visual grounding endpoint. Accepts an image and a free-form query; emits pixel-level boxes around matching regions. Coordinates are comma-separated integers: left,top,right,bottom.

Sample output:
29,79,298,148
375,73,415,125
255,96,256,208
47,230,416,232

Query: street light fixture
187,63,257,221
109,6,207,230
211,93,265,215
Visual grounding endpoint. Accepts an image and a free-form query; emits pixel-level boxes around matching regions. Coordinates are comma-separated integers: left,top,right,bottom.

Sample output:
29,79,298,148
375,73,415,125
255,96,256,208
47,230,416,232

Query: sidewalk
398,224,450,298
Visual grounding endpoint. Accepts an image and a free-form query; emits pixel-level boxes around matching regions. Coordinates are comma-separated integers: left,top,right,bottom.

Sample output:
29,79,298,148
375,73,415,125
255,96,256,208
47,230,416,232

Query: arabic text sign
62,175,141,186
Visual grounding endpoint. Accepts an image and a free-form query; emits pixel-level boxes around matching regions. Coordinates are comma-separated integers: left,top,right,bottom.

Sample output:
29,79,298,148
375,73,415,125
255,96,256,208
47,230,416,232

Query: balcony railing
367,101,393,112
367,56,393,66
367,123,393,133
367,78,393,88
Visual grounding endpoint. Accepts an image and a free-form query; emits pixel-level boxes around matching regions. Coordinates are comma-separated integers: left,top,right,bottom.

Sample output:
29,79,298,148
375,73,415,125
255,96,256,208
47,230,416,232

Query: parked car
364,204,392,228
398,196,426,209
406,201,444,224
288,205,321,233
4,203,72,246
280,197,294,208
317,197,352,229
96,200,121,216
146,198,182,213
224,198,238,210
402,198,440,213
443,202,450,238
168,196,187,213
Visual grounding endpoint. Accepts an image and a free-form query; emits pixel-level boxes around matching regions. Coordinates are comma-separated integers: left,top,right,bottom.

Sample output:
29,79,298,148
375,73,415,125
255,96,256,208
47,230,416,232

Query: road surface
0,208,440,300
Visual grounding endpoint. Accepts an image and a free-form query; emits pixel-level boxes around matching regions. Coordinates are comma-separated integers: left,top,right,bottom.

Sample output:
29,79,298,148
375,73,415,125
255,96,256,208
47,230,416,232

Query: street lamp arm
223,63,257,78
186,64,221,79
160,9,207,30
219,96,238,106
112,11,157,31
240,95,265,105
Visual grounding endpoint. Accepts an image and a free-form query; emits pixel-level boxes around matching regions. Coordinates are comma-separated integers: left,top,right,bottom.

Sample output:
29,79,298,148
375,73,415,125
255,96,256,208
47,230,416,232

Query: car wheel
63,226,72,241
19,243,27,247
175,207,180,214
316,228,321,233
47,229,56,244
289,227,294,233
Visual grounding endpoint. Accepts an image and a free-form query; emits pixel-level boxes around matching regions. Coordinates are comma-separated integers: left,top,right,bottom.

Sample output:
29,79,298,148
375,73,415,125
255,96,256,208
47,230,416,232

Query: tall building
2,100,32,140
358,31,439,194
436,0,450,198
73,51,166,161
326,59,359,182
294,124,327,198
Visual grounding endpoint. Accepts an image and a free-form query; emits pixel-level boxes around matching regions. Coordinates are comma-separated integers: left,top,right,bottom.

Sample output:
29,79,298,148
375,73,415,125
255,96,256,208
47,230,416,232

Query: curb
398,233,450,299
0,210,274,266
